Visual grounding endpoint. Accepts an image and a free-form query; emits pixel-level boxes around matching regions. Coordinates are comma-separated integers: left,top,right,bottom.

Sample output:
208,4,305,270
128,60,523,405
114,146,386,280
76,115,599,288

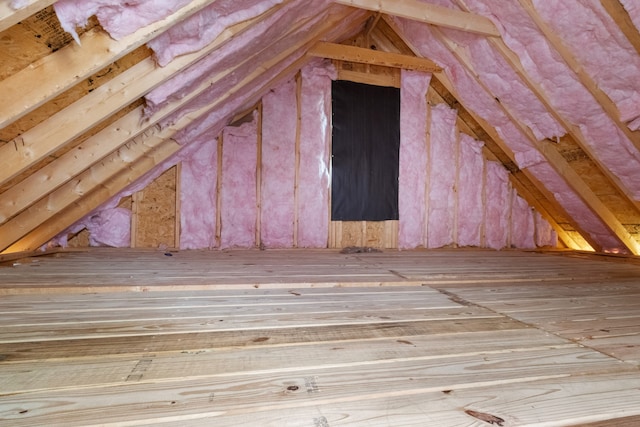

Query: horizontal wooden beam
0,0,217,129
0,0,55,32
308,41,442,72
334,0,500,37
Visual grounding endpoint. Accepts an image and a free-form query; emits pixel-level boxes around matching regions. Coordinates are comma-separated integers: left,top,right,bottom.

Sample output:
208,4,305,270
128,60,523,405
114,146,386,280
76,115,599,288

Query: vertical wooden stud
130,191,141,248
256,102,263,248
453,123,460,247
423,97,432,248
174,162,182,249
294,71,302,248
215,134,223,247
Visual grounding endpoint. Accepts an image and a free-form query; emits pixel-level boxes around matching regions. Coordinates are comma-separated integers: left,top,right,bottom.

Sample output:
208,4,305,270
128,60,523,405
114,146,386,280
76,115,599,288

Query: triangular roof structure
1,0,640,255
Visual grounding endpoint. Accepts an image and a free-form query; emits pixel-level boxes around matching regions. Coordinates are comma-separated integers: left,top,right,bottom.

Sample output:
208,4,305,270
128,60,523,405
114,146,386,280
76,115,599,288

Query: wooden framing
308,41,442,72
0,0,56,32
0,0,219,129
333,0,500,37
431,27,640,255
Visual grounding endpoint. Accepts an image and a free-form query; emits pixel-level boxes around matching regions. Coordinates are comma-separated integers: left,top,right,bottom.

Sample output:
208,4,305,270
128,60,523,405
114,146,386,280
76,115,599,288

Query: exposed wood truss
308,41,442,72
334,0,500,37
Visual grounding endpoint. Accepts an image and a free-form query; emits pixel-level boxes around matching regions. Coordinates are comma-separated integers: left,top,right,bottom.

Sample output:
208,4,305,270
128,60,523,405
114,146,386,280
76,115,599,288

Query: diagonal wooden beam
516,0,640,155
0,8,365,253
334,0,500,37
0,0,220,129
308,41,442,72
373,17,583,250
0,53,318,254
0,0,55,32
0,1,291,187
599,0,640,56
433,27,640,255
0,3,321,224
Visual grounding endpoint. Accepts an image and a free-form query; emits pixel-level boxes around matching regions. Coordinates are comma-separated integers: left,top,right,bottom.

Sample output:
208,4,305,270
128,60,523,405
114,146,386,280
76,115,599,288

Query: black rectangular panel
331,80,400,221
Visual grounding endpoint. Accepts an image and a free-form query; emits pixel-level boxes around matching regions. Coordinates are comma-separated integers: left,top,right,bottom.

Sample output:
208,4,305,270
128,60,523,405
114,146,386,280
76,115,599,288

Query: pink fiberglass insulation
297,60,335,248
220,116,258,249
54,0,191,42
261,78,297,248
179,134,218,249
445,31,564,141
534,0,640,126
398,70,431,249
427,103,457,249
527,162,625,253
534,211,557,248
85,207,131,247
144,0,332,113
484,161,510,250
148,0,285,66
391,17,543,170
622,0,640,28
10,0,29,9
510,193,535,249
465,0,640,200
457,133,485,247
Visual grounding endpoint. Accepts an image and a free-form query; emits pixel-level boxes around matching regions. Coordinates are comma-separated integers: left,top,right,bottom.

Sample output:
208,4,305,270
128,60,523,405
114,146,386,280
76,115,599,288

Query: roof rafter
334,0,500,37
1,8,366,253
0,1,291,187
516,0,640,156
0,0,55,32
376,16,583,250
599,0,640,56
0,0,221,129
433,28,640,255
0,4,321,224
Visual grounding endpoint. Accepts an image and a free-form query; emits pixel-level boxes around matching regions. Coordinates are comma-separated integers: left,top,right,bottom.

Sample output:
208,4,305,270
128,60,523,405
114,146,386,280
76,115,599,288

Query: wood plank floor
1,248,640,426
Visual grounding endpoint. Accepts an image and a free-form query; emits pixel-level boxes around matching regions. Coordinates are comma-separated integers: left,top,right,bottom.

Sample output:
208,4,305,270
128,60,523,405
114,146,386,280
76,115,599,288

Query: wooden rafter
334,0,500,37
0,4,321,225
0,1,292,187
516,0,640,155
373,17,583,250
0,0,220,129
1,8,365,253
433,27,640,255
0,0,55,32
599,0,640,56
308,41,442,72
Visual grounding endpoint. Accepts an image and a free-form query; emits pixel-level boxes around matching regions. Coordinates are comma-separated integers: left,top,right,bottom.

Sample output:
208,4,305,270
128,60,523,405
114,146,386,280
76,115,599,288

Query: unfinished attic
2,0,640,425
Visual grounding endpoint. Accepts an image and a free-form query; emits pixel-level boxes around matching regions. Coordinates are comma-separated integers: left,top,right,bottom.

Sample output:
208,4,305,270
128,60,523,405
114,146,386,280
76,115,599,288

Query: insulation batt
436,26,564,141
144,0,331,113
457,134,485,247
179,134,218,249
148,0,284,66
85,208,132,247
510,194,535,249
10,0,30,9
528,162,625,253
297,61,335,248
465,0,640,200
427,104,457,248
484,161,510,250
391,18,543,170
392,15,622,251
220,116,258,249
54,0,191,42
533,0,640,125
398,70,431,249
261,79,297,248
535,211,557,248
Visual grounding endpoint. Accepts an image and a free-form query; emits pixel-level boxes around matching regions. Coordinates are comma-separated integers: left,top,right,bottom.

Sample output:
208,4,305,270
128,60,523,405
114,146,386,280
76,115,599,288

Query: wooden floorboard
1,248,640,426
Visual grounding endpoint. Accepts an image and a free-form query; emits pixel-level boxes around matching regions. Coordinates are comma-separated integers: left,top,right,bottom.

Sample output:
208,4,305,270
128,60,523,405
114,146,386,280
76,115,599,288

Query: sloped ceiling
1,0,640,255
